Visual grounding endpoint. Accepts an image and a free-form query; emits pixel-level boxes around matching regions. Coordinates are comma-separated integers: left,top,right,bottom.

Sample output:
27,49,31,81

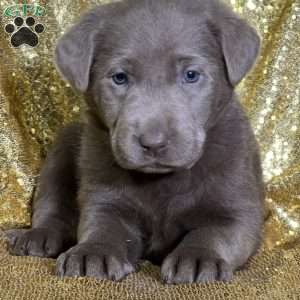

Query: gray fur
6,0,264,284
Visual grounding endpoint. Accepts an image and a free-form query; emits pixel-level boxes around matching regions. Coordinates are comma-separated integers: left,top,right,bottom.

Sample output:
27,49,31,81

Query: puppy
6,0,265,284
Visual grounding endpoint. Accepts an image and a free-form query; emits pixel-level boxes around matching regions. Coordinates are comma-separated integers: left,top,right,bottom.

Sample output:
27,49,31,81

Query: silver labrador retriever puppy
6,0,265,284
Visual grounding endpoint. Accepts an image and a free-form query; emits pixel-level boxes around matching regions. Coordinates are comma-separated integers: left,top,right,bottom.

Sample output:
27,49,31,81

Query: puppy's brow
175,54,205,63
107,56,138,72
174,54,218,76
110,57,132,66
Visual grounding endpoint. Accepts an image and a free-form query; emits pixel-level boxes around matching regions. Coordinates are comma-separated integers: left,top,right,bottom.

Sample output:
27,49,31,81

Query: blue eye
184,70,201,83
112,72,128,85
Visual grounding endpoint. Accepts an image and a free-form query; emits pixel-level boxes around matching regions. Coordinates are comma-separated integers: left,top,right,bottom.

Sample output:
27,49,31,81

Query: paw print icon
4,17,45,48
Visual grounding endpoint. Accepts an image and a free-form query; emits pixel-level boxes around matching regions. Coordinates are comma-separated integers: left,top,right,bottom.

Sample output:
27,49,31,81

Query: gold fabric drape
0,0,299,299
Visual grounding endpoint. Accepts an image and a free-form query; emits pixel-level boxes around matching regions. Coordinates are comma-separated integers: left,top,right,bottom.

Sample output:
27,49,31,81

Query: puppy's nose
139,130,168,154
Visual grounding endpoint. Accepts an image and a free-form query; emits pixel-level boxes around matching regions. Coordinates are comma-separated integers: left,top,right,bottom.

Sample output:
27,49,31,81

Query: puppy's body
6,0,264,284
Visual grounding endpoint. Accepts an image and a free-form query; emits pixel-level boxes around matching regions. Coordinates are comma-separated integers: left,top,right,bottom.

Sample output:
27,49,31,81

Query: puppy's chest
142,207,181,264
135,188,197,263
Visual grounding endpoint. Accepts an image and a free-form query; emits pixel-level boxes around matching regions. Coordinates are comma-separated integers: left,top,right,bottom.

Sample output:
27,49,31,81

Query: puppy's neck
82,107,109,133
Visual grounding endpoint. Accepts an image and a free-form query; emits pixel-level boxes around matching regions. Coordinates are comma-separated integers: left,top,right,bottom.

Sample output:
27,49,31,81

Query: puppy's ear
217,6,260,86
55,9,103,92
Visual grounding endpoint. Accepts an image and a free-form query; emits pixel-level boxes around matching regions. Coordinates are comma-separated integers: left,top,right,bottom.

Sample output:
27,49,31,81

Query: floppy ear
55,9,103,92
217,8,260,86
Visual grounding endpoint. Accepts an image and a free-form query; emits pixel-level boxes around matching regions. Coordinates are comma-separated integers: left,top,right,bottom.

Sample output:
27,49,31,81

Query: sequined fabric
0,0,299,299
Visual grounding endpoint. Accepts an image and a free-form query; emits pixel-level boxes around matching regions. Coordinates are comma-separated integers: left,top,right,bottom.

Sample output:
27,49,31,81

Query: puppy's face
91,13,226,173
55,0,260,174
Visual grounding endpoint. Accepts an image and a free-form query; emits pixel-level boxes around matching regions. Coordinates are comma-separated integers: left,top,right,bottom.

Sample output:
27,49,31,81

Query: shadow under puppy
6,0,265,284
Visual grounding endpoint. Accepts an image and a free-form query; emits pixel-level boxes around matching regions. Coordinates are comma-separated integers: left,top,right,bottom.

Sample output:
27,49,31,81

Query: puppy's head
55,0,260,174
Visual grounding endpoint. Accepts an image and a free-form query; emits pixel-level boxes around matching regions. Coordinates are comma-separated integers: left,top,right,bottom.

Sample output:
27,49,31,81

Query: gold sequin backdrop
0,0,299,299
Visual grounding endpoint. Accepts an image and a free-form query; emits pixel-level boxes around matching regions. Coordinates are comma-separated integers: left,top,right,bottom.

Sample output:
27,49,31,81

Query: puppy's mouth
138,163,178,174
137,158,201,173
114,155,201,174
112,143,198,173
110,127,205,174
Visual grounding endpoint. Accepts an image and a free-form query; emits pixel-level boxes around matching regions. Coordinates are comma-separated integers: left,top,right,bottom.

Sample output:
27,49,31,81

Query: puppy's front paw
161,247,233,284
5,228,65,258
56,243,136,281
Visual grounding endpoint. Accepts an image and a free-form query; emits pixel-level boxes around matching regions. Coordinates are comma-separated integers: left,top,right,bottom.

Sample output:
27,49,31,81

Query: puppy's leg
6,123,81,258
56,197,143,281
161,215,263,284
